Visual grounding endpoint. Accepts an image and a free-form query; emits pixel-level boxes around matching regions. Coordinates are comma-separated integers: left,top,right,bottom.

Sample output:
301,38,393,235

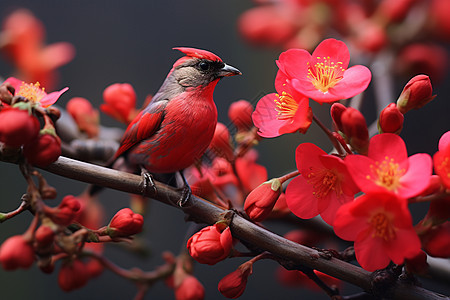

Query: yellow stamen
370,212,396,241
307,168,343,199
273,91,299,121
307,57,345,93
17,82,46,103
366,156,405,191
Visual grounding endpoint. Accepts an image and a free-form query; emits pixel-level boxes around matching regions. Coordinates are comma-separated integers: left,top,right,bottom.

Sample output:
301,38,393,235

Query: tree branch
2,155,448,300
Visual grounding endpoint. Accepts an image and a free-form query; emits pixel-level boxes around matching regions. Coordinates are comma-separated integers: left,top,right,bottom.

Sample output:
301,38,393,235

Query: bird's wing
114,100,167,159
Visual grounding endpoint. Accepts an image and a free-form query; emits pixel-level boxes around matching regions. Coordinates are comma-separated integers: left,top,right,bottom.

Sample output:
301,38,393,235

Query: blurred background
0,0,448,299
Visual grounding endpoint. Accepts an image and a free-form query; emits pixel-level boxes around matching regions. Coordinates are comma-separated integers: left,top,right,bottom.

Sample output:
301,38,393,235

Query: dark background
0,1,448,299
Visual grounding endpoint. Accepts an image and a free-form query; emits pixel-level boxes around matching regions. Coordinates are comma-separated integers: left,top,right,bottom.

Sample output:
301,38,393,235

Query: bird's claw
176,171,192,207
140,168,157,196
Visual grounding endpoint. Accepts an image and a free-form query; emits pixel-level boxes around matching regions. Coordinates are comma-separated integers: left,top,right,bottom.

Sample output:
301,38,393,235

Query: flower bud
330,102,347,132
377,103,404,134
340,107,369,154
396,75,435,114
228,100,254,131
422,222,450,258
0,108,39,147
58,259,90,291
175,275,205,300
187,224,232,265
209,122,234,161
23,132,61,167
218,261,252,299
101,83,137,124
0,235,35,270
238,6,297,47
106,208,144,238
66,97,99,138
35,225,55,248
244,178,281,222
44,195,81,226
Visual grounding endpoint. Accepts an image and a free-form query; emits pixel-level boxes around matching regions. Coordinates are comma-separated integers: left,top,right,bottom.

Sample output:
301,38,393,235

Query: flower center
436,156,450,180
307,168,342,199
274,91,299,121
17,82,46,103
370,212,396,241
366,156,405,192
307,57,345,93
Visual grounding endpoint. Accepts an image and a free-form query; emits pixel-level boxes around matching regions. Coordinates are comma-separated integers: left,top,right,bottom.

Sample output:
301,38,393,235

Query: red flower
0,10,75,90
101,83,137,124
286,143,359,225
23,132,61,167
333,192,421,271
107,208,144,237
44,195,81,226
433,131,450,190
187,224,233,265
244,178,282,222
252,71,312,137
0,107,40,147
277,39,371,103
175,275,205,300
58,259,90,291
0,235,35,270
66,97,99,138
218,261,252,299
228,99,254,131
378,103,404,134
5,77,68,107
345,133,433,198
396,75,435,114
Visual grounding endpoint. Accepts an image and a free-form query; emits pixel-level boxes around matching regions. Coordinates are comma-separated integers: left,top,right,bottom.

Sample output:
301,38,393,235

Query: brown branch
2,155,448,300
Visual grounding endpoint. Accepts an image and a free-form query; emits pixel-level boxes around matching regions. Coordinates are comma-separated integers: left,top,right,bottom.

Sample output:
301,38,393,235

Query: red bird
112,47,240,184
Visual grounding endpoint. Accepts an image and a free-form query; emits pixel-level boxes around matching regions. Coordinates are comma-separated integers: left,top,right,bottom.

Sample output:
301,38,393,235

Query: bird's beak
219,64,242,77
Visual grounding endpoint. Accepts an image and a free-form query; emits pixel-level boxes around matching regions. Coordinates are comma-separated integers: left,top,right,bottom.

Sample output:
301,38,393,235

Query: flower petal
41,87,69,107
398,153,432,198
4,77,23,91
368,133,407,163
354,232,391,271
311,39,350,69
345,154,388,194
276,48,310,80
438,131,450,151
328,65,372,100
385,227,421,265
285,176,320,219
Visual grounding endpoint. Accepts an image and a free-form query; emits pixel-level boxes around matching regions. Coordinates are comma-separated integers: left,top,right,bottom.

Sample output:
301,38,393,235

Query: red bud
340,107,369,154
107,208,144,237
330,102,347,132
244,178,281,222
218,261,252,299
35,225,55,248
209,122,234,161
23,132,61,167
101,83,137,124
422,222,450,258
0,108,40,147
58,259,90,291
377,103,404,134
187,224,233,265
66,97,99,138
44,195,81,226
397,75,434,114
228,100,254,131
175,275,205,300
0,235,35,270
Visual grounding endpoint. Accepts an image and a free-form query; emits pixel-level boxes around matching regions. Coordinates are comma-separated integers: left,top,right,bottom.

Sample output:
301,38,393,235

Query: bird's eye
199,61,210,71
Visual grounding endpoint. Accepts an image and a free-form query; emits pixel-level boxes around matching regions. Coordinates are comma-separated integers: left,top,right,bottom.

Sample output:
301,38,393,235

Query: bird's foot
176,171,192,207
140,167,157,196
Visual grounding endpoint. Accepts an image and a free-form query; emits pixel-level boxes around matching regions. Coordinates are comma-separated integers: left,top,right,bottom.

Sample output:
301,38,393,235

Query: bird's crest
172,47,223,68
